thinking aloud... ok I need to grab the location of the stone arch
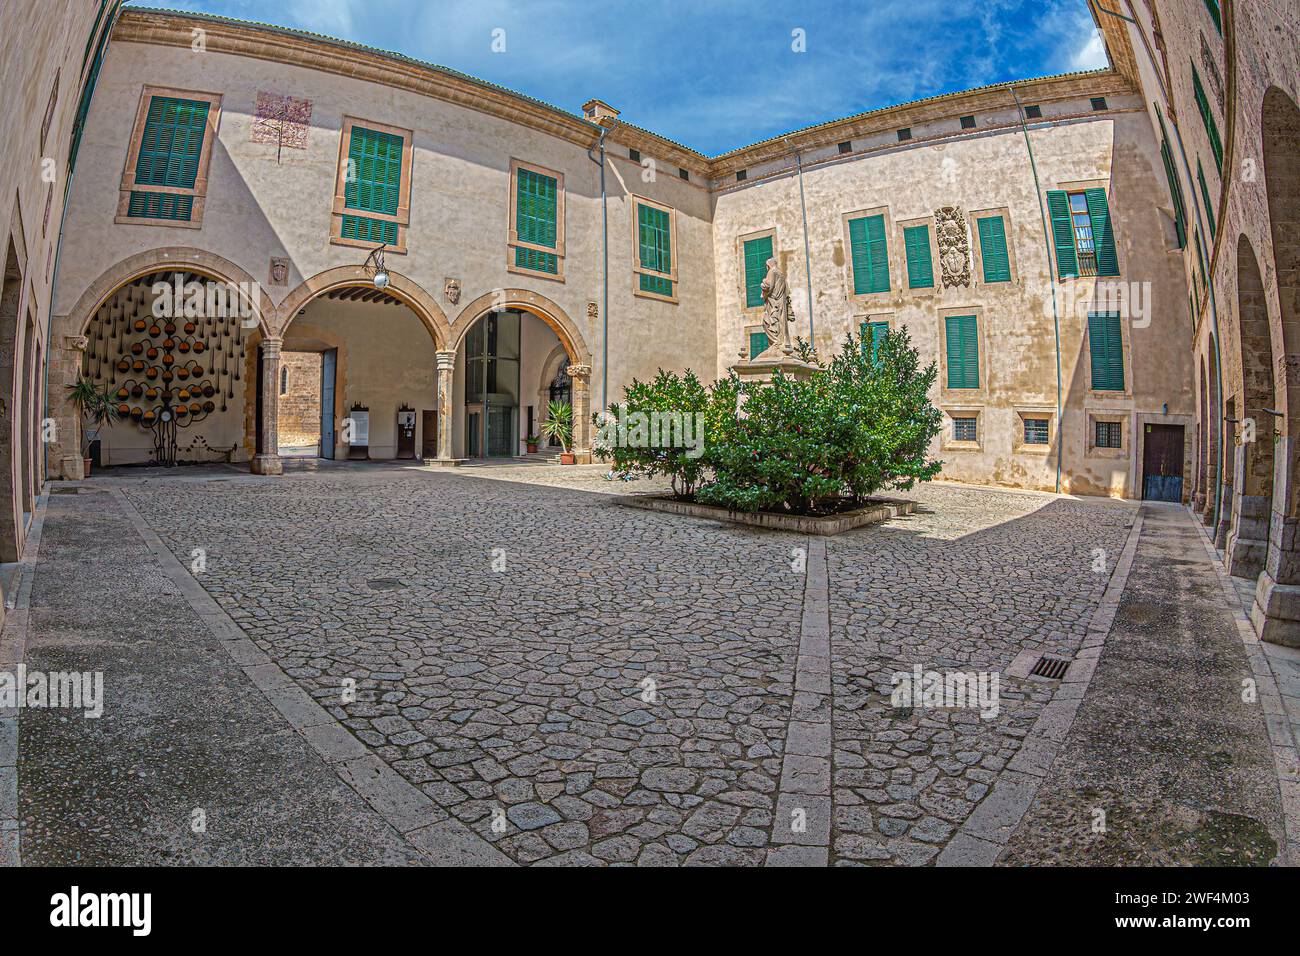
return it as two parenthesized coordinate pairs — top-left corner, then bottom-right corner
(275, 267), (448, 349)
(64, 247), (275, 340)
(450, 289), (591, 365)
(1226, 235), (1276, 576)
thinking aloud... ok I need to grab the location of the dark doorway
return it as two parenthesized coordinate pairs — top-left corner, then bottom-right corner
(1143, 423), (1185, 502)
(421, 409), (437, 459)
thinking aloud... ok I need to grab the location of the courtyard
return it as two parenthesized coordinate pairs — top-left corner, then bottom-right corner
(3, 463), (1296, 867)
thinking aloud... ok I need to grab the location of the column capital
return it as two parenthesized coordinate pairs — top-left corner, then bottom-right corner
(566, 363), (592, 381)
(436, 350), (456, 371)
(260, 337), (283, 358)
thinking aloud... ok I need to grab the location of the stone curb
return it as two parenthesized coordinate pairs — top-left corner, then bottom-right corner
(767, 537), (833, 866)
(935, 508), (1146, 866)
(0, 489), (51, 868)
(1187, 507), (1300, 867)
(109, 488), (513, 867)
(618, 495), (916, 536)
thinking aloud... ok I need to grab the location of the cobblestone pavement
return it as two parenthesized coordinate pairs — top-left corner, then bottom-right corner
(102, 465), (1157, 866)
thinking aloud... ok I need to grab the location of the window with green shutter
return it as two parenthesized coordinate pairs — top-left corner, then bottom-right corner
(125, 95), (210, 222)
(1088, 312), (1125, 391)
(1047, 189), (1117, 278)
(342, 124), (403, 243)
(749, 330), (769, 359)
(1203, 0), (1222, 34)
(1192, 65), (1224, 173)
(976, 215), (1010, 283)
(1197, 158), (1216, 239)
(848, 214), (890, 294)
(743, 235), (774, 308)
(945, 315), (979, 389)
(860, 321), (890, 364)
(903, 225), (933, 289)
(637, 202), (674, 298)
(1158, 126), (1188, 248)
(514, 166), (559, 274)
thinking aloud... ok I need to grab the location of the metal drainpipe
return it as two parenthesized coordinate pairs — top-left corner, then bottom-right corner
(1010, 86), (1065, 494)
(786, 139), (816, 345)
(1095, 1), (1226, 526)
(587, 122), (613, 413)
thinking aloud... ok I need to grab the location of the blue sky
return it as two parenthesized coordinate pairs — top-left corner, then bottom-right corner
(128, 0), (1108, 155)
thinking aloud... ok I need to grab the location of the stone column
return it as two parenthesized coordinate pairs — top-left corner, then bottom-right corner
(1253, 429), (1300, 647)
(1226, 434), (1272, 577)
(567, 363), (592, 464)
(251, 337), (283, 476)
(435, 349), (455, 462)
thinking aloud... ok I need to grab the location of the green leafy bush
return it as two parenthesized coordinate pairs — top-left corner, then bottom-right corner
(602, 327), (942, 513)
(598, 369), (711, 498)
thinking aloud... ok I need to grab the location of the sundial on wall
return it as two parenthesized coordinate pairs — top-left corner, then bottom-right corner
(80, 271), (248, 466)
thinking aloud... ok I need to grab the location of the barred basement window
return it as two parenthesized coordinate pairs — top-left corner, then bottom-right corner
(1024, 105), (1042, 119)
(1091, 97), (1108, 111)
(838, 141), (852, 154)
(736, 169), (747, 182)
(1024, 418), (1049, 445)
(897, 128), (912, 142)
(953, 417), (978, 442)
(679, 167), (689, 181)
(1096, 420), (1122, 448)
(960, 115), (976, 130)
(628, 148), (641, 163)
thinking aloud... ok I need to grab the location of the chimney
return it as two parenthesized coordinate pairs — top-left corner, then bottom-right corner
(581, 99), (620, 125)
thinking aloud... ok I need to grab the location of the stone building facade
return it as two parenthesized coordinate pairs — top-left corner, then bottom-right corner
(40, 5), (1200, 504)
(0, 0), (121, 581)
(1111, 0), (1300, 644)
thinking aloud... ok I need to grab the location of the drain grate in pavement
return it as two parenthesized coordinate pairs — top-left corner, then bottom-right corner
(366, 578), (405, 591)
(1030, 655), (1071, 680)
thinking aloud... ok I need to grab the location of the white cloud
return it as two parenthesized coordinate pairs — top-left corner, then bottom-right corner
(1070, 29), (1108, 70)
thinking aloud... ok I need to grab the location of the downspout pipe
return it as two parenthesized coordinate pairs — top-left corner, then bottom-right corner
(1010, 85), (1065, 494)
(587, 122), (614, 413)
(785, 138), (816, 346)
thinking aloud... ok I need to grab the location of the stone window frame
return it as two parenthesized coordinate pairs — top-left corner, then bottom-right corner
(330, 115), (414, 255)
(116, 85), (223, 230)
(1086, 410), (1129, 459)
(894, 214), (939, 297)
(941, 404), (984, 453)
(737, 226), (777, 315)
(969, 206), (1019, 286)
(631, 194), (679, 304)
(840, 204), (896, 306)
(938, 304), (988, 401)
(507, 157), (566, 282)
(1051, 177), (1115, 281)
(1014, 406), (1056, 456)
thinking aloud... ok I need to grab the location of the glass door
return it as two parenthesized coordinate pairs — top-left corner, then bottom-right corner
(464, 311), (520, 457)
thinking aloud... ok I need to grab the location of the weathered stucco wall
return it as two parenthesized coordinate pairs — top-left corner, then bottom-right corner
(712, 97), (1193, 497)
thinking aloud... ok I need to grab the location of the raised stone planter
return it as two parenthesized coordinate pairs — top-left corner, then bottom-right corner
(617, 494), (915, 535)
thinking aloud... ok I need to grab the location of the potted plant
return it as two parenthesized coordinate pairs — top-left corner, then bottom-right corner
(66, 376), (121, 478)
(525, 433), (540, 454)
(541, 401), (575, 464)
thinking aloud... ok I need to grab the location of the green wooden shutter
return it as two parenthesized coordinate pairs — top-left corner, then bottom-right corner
(1197, 159), (1216, 239)
(1160, 137), (1188, 249)
(1192, 66), (1224, 173)
(1203, 0), (1222, 34)
(515, 167), (559, 274)
(976, 216), (1010, 283)
(342, 125), (403, 244)
(1088, 312), (1125, 391)
(860, 321), (889, 364)
(134, 96), (209, 188)
(638, 203), (673, 297)
(749, 331), (769, 359)
(1047, 191), (1078, 278)
(743, 235), (774, 308)
(848, 214), (890, 294)
(903, 225), (933, 289)
(1085, 188), (1119, 277)
(945, 315), (979, 389)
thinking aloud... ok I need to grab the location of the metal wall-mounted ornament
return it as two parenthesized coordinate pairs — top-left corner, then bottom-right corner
(82, 271), (248, 467)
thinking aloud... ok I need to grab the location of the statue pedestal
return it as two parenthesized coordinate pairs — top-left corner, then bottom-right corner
(731, 349), (819, 384)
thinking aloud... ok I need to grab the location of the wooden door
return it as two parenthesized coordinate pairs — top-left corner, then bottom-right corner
(421, 409), (438, 459)
(1142, 423), (1185, 502)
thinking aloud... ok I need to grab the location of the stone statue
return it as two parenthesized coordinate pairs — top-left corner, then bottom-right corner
(760, 257), (795, 355)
